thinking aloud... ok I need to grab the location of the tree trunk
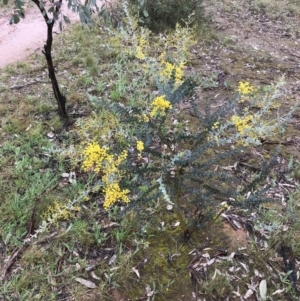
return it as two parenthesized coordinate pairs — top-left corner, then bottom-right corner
(32, 0), (67, 118)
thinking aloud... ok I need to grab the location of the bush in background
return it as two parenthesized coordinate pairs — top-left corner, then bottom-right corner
(126, 0), (205, 32)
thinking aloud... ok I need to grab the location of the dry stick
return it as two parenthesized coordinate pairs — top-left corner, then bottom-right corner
(0, 244), (28, 281)
(0, 211), (36, 281)
(56, 246), (66, 274)
(25, 182), (60, 241)
(10, 80), (47, 90)
(261, 140), (291, 146)
(0, 80), (44, 93)
(27, 206), (37, 238)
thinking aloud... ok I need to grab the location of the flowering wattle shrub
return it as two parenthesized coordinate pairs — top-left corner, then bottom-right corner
(35, 2), (293, 239)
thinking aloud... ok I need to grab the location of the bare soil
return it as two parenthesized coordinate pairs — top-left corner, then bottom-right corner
(0, 5), (80, 68)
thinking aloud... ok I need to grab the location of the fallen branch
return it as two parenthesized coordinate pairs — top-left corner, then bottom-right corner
(0, 244), (28, 281)
(10, 79), (46, 90)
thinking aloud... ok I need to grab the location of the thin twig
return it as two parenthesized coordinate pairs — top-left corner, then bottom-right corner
(0, 244), (28, 281)
(10, 80), (46, 90)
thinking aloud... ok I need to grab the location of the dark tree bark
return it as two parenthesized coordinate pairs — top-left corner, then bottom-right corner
(32, 0), (67, 118)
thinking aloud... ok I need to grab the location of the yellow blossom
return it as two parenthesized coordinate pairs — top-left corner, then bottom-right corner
(160, 61), (185, 84)
(135, 113), (149, 123)
(238, 82), (257, 95)
(150, 95), (172, 117)
(103, 182), (130, 209)
(231, 115), (253, 135)
(113, 150), (128, 168)
(159, 51), (167, 62)
(174, 63), (185, 82)
(142, 114), (149, 123)
(42, 200), (81, 226)
(139, 37), (147, 47)
(135, 37), (148, 60)
(136, 46), (145, 60)
(136, 140), (144, 153)
(82, 143), (130, 209)
(212, 121), (220, 130)
(82, 143), (109, 173)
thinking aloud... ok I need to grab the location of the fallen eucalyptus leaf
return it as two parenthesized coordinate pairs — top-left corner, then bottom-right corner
(166, 204), (173, 210)
(244, 289), (254, 299)
(259, 279), (267, 300)
(254, 269), (264, 278)
(91, 271), (101, 280)
(240, 262), (249, 272)
(145, 284), (154, 296)
(228, 266), (235, 272)
(109, 254), (117, 265)
(207, 258), (216, 266)
(132, 267), (140, 278)
(75, 277), (96, 289)
(26, 124), (32, 131)
(47, 131), (55, 138)
(272, 288), (284, 295)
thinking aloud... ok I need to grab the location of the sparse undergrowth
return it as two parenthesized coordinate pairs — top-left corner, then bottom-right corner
(0, 0), (300, 300)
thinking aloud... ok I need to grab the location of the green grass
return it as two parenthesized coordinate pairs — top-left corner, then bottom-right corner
(0, 0), (300, 300)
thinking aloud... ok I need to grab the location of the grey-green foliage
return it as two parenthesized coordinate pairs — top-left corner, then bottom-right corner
(4, 0), (98, 28)
(88, 74), (279, 233)
(127, 0), (205, 32)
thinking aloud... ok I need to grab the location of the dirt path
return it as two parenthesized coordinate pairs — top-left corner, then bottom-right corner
(0, 5), (80, 68)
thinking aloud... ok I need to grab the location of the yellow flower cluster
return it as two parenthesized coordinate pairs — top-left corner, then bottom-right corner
(104, 183), (130, 209)
(82, 143), (129, 209)
(160, 61), (185, 84)
(136, 140), (144, 152)
(136, 46), (145, 60)
(135, 113), (149, 123)
(136, 37), (148, 60)
(150, 95), (172, 117)
(42, 200), (81, 226)
(136, 140), (144, 159)
(231, 115), (253, 135)
(238, 82), (257, 95)
(82, 143), (110, 173)
(211, 121), (220, 130)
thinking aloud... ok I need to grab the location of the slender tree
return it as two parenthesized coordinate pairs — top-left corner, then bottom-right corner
(33, 0), (67, 117)
(4, 0), (97, 118)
